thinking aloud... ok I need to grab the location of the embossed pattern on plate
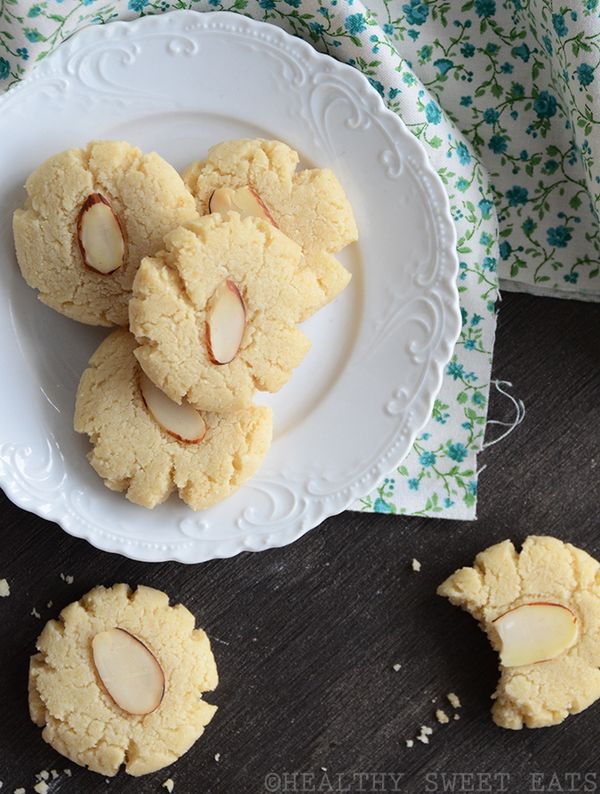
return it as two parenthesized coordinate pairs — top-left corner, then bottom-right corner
(0, 11), (460, 562)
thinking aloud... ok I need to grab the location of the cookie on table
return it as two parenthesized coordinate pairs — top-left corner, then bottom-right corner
(13, 140), (198, 326)
(29, 583), (218, 776)
(74, 330), (272, 510)
(129, 212), (322, 413)
(182, 138), (357, 321)
(438, 536), (600, 729)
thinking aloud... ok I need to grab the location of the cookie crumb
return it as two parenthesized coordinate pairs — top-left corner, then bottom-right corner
(405, 739), (414, 748)
(34, 782), (49, 794)
(46, 601), (53, 609)
(36, 772), (48, 782)
(392, 663), (401, 672)
(321, 767), (327, 772)
(63, 770), (72, 777)
(416, 725), (433, 744)
(50, 772), (58, 781)
(0, 579), (9, 597)
(411, 558), (421, 572)
(60, 574), (74, 585)
(214, 753), (220, 763)
(454, 713), (461, 720)
(436, 709), (450, 724)
(447, 692), (461, 709)
(31, 607), (40, 619)
(162, 780), (174, 793)
(14, 788), (25, 794)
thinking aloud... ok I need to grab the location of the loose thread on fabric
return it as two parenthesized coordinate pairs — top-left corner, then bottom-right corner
(482, 380), (525, 450)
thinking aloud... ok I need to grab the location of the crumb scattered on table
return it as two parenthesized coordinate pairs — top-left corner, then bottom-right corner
(447, 692), (461, 708)
(454, 713), (461, 720)
(162, 780), (174, 793)
(436, 709), (450, 724)
(0, 579), (9, 597)
(405, 739), (414, 748)
(416, 725), (433, 744)
(411, 558), (421, 572)
(214, 753), (220, 763)
(34, 781), (49, 794)
(31, 607), (40, 619)
(60, 573), (74, 585)
(392, 663), (401, 672)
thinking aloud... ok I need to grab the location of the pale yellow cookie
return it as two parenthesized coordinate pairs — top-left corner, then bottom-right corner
(29, 583), (218, 776)
(129, 213), (322, 413)
(13, 140), (198, 326)
(74, 330), (272, 510)
(438, 536), (600, 729)
(182, 138), (357, 320)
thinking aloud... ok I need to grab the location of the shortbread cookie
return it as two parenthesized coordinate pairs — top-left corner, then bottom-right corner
(438, 536), (600, 729)
(74, 330), (272, 510)
(182, 138), (357, 320)
(13, 140), (198, 326)
(29, 583), (218, 776)
(129, 213), (322, 413)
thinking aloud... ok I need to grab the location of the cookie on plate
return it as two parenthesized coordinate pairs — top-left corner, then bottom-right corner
(74, 329), (272, 510)
(29, 583), (218, 776)
(13, 140), (198, 326)
(438, 536), (600, 729)
(182, 138), (357, 320)
(129, 212), (322, 413)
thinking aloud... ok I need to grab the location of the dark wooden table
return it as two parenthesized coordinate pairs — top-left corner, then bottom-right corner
(0, 291), (598, 794)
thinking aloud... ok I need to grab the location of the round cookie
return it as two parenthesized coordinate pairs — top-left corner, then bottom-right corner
(438, 536), (600, 729)
(182, 138), (357, 321)
(13, 140), (198, 326)
(29, 583), (218, 776)
(74, 329), (272, 510)
(129, 213), (322, 413)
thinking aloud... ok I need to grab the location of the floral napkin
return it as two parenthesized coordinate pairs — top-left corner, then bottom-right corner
(4, 0), (593, 520)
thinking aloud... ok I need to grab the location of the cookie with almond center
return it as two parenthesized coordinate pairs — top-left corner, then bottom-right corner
(182, 138), (357, 321)
(438, 536), (600, 729)
(13, 140), (198, 326)
(74, 329), (272, 510)
(129, 212), (322, 413)
(29, 583), (218, 776)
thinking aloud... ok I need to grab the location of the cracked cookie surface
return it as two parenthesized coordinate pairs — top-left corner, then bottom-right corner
(438, 536), (600, 729)
(182, 138), (357, 321)
(29, 583), (218, 776)
(129, 212), (321, 412)
(74, 329), (272, 510)
(13, 140), (198, 326)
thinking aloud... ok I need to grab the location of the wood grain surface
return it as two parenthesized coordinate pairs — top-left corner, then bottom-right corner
(0, 291), (598, 794)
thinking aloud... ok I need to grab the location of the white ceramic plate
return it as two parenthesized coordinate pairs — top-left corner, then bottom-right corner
(0, 11), (460, 563)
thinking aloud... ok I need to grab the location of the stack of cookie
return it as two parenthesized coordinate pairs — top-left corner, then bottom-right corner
(13, 139), (357, 510)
